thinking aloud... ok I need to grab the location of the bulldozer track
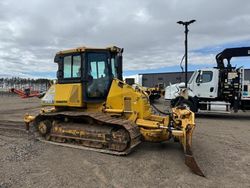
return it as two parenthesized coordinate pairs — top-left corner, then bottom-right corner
(38, 137), (140, 155)
(34, 111), (142, 155)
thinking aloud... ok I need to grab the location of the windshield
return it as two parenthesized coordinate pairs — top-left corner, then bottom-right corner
(188, 71), (197, 84)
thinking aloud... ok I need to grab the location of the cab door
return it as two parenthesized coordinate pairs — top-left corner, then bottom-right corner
(192, 69), (219, 98)
(85, 52), (112, 101)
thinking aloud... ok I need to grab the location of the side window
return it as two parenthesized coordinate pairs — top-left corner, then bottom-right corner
(63, 55), (81, 78)
(111, 57), (117, 78)
(196, 71), (213, 83)
(202, 71), (213, 83)
(63, 56), (71, 78)
(72, 55), (81, 77)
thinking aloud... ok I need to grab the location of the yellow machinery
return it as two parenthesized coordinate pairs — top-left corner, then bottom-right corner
(124, 78), (163, 102)
(144, 87), (162, 102)
(24, 46), (204, 176)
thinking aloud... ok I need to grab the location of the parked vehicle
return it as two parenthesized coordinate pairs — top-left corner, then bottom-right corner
(165, 47), (250, 113)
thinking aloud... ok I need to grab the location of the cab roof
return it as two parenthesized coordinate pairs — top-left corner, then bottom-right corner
(56, 46), (122, 55)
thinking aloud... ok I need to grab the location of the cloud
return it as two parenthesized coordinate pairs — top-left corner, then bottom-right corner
(1, 0), (250, 78)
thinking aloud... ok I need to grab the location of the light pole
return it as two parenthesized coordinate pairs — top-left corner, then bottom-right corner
(177, 20), (196, 88)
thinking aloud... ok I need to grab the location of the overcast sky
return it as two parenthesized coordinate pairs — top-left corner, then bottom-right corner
(1, 0), (250, 78)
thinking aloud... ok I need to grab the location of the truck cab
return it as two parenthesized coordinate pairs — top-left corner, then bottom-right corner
(166, 47), (250, 113)
(165, 67), (250, 113)
(165, 68), (219, 101)
(188, 68), (219, 99)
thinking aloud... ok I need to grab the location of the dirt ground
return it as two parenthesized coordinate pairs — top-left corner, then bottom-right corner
(0, 95), (250, 188)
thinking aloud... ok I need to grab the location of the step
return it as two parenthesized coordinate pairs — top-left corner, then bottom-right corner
(199, 101), (231, 105)
(198, 110), (231, 114)
(199, 101), (231, 112)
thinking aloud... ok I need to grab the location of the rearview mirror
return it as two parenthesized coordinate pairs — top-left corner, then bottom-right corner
(197, 70), (203, 83)
(57, 70), (63, 79)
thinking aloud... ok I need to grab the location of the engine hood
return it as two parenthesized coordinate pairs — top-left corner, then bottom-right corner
(164, 82), (194, 100)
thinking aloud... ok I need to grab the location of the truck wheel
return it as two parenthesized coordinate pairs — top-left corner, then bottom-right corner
(181, 99), (197, 112)
(172, 98), (197, 112)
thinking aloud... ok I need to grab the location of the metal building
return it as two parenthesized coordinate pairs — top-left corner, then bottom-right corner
(140, 68), (250, 88)
(139, 71), (193, 87)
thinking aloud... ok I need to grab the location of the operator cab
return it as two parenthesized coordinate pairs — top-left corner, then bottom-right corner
(54, 46), (123, 101)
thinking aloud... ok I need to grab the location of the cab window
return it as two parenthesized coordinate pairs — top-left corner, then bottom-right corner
(63, 55), (81, 78)
(89, 61), (106, 79)
(63, 56), (71, 78)
(72, 55), (81, 77)
(111, 57), (117, 78)
(196, 71), (213, 83)
(87, 53), (111, 98)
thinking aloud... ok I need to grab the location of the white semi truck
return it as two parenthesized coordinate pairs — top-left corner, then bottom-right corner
(165, 47), (250, 113)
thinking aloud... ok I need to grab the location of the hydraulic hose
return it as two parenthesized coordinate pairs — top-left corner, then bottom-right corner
(134, 84), (172, 116)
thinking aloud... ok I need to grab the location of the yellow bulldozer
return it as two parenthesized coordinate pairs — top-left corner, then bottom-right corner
(24, 46), (204, 176)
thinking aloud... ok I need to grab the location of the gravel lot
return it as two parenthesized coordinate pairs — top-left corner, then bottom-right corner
(0, 96), (250, 188)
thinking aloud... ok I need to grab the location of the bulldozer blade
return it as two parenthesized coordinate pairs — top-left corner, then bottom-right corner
(185, 154), (205, 177)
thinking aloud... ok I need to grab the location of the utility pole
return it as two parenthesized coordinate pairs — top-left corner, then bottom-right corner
(177, 20), (196, 88)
